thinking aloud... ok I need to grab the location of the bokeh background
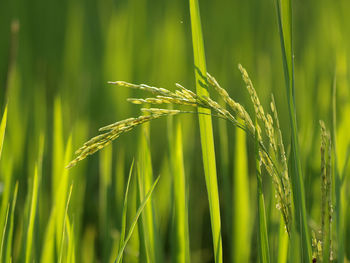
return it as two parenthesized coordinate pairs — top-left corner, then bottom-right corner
(0, 0), (349, 262)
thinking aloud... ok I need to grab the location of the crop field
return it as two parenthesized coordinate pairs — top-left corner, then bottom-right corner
(0, 0), (349, 262)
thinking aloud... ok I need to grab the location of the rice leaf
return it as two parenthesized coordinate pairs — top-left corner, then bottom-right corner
(117, 160), (134, 263)
(25, 164), (40, 263)
(114, 175), (160, 263)
(138, 125), (162, 263)
(277, 215), (289, 263)
(0, 204), (9, 262)
(5, 182), (18, 263)
(169, 120), (190, 263)
(232, 124), (251, 262)
(58, 184), (73, 263)
(0, 104), (8, 160)
(255, 117), (270, 263)
(189, 1), (222, 262)
(274, 0), (311, 260)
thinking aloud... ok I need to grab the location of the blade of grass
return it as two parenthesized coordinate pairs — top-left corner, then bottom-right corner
(25, 164), (40, 263)
(277, 215), (289, 263)
(0, 205), (10, 262)
(255, 118), (270, 263)
(232, 124), (251, 262)
(65, 217), (75, 263)
(331, 73), (344, 263)
(0, 104), (8, 160)
(137, 165), (147, 263)
(5, 182), (18, 263)
(58, 184), (73, 263)
(189, 1), (222, 262)
(274, 0), (311, 261)
(0, 161), (13, 248)
(52, 97), (64, 195)
(117, 160), (134, 263)
(56, 136), (72, 252)
(168, 119), (190, 263)
(99, 145), (113, 261)
(115, 175), (160, 263)
(138, 124), (163, 263)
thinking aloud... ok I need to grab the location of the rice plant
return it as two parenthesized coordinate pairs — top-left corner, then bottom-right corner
(0, 0), (349, 262)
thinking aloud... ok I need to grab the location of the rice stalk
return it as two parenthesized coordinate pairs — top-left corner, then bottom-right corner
(232, 120), (251, 262)
(114, 175), (160, 263)
(5, 182), (18, 263)
(255, 116), (270, 263)
(274, 0), (311, 260)
(320, 120), (333, 263)
(168, 119), (190, 263)
(117, 160), (134, 263)
(25, 165), (40, 263)
(189, 0), (223, 261)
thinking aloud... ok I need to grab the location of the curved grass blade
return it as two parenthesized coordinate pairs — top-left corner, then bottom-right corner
(117, 160), (134, 263)
(274, 0), (311, 260)
(114, 175), (160, 263)
(189, 1), (222, 262)
(0, 205), (9, 262)
(5, 182), (18, 263)
(138, 126), (162, 263)
(0, 104), (8, 160)
(58, 184), (73, 263)
(25, 165), (40, 263)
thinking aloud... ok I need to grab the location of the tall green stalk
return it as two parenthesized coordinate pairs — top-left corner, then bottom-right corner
(168, 119), (190, 263)
(232, 125), (251, 262)
(274, 0), (311, 261)
(255, 118), (270, 263)
(189, 0), (223, 262)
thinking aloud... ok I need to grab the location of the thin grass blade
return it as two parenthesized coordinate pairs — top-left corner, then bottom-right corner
(232, 125), (251, 262)
(189, 1), (222, 262)
(169, 120), (190, 263)
(5, 182), (18, 263)
(115, 176), (160, 263)
(277, 215), (289, 263)
(0, 205), (9, 262)
(25, 164), (40, 263)
(0, 104), (8, 160)
(117, 160), (134, 263)
(255, 117), (270, 263)
(274, 0), (311, 260)
(58, 184), (73, 263)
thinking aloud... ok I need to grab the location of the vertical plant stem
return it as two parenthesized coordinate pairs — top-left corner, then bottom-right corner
(255, 118), (270, 263)
(277, 215), (289, 263)
(232, 125), (251, 262)
(25, 165), (40, 263)
(169, 118), (190, 263)
(138, 124), (162, 263)
(274, 0), (311, 261)
(189, 1), (223, 262)
(331, 74), (344, 263)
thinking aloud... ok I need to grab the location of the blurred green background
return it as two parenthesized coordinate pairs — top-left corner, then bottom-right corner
(0, 0), (349, 262)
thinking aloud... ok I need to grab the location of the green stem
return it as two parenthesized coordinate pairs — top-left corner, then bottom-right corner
(275, 0), (311, 260)
(189, 1), (223, 262)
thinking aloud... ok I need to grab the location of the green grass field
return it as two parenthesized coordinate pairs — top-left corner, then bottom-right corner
(0, 0), (350, 262)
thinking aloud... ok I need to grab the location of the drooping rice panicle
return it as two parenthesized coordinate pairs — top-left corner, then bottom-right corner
(238, 64), (276, 152)
(69, 68), (294, 237)
(206, 72), (255, 135)
(66, 111), (180, 168)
